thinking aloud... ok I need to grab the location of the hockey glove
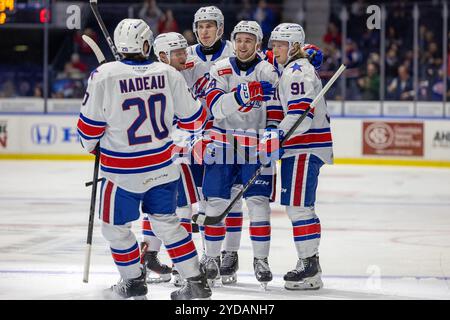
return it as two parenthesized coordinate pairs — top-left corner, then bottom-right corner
(234, 81), (274, 106)
(188, 134), (212, 165)
(258, 128), (285, 165)
(303, 44), (323, 70)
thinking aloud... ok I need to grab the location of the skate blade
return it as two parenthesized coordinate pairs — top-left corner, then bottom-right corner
(133, 295), (148, 300)
(259, 282), (270, 291)
(285, 276), (323, 291)
(146, 272), (172, 284)
(221, 274), (237, 285)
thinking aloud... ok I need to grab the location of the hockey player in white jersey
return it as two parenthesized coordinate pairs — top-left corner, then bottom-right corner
(259, 23), (333, 290)
(140, 32), (202, 286)
(183, 6), (246, 281)
(76, 19), (211, 300)
(202, 20), (283, 288)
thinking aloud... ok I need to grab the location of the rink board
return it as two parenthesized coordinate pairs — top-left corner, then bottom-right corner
(1, 113), (450, 166)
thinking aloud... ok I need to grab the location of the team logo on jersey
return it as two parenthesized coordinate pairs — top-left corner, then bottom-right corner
(192, 73), (211, 99)
(185, 61), (195, 69)
(218, 68), (232, 76)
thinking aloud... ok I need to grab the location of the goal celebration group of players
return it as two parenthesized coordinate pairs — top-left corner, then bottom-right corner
(76, 5), (333, 300)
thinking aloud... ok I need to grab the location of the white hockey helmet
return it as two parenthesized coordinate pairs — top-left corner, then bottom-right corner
(269, 23), (305, 63)
(192, 6), (224, 47)
(114, 18), (154, 58)
(231, 20), (263, 43)
(153, 32), (188, 63)
(231, 21), (263, 62)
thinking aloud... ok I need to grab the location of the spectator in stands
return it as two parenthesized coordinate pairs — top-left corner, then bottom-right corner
(252, 0), (276, 41)
(357, 62), (380, 100)
(64, 53), (87, 77)
(139, 0), (163, 36)
(237, 0), (253, 22)
(158, 9), (179, 34)
(0, 80), (15, 98)
(323, 22), (342, 48)
(33, 84), (43, 98)
(387, 65), (414, 101)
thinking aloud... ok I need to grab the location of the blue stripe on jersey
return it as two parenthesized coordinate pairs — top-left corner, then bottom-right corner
(77, 129), (104, 140)
(288, 98), (313, 105)
(165, 235), (192, 249)
(172, 250), (197, 264)
(292, 218), (318, 227)
(179, 105), (203, 123)
(101, 158), (173, 174)
(226, 227), (242, 232)
(294, 234), (321, 242)
(211, 40), (227, 61)
(110, 242), (139, 254)
(250, 236), (271, 242)
(79, 113), (107, 126)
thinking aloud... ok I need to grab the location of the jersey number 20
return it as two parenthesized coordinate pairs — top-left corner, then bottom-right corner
(122, 94), (169, 145)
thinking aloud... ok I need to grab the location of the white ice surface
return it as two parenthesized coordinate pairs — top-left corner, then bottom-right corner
(0, 161), (450, 300)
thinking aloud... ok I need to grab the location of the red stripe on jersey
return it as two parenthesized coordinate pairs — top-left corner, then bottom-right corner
(103, 181), (113, 223)
(293, 223), (321, 237)
(180, 163), (197, 203)
(181, 222), (192, 234)
(288, 102), (311, 112)
(77, 118), (105, 137)
(284, 132), (332, 147)
(166, 240), (196, 259)
(225, 217), (243, 227)
(206, 89), (224, 109)
(267, 110), (284, 121)
(177, 107), (208, 131)
(100, 144), (174, 169)
(249, 225), (271, 236)
(204, 225), (226, 236)
(142, 217), (152, 231)
(293, 154), (307, 206)
(111, 247), (140, 263)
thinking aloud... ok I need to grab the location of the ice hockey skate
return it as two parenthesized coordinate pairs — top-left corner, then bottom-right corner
(253, 257), (273, 290)
(142, 249), (172, 284)
(103, 271), (148, 300)
(220, 251), (238, 285)
(284, 255), (323, 290)
(201, 255), (221, 287)
(170, 268), (212, 300)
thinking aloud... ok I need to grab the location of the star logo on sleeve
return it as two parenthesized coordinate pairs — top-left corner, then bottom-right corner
(290, 63), (302, 73)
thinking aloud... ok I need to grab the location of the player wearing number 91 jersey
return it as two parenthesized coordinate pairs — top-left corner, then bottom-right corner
(77, 18), (211, 300)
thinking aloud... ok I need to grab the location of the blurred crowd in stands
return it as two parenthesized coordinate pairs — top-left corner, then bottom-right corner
(1, 0), (449, 103)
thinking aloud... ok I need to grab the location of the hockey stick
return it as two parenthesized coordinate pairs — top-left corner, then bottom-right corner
(82, 34), (108, 283)
(82, 1), (122, 282)
(89, 0), (122, 61)
(192, 64), (347, 226)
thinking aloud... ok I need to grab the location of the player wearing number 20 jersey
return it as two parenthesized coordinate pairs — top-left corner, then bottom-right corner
(77, 18), (210, 300)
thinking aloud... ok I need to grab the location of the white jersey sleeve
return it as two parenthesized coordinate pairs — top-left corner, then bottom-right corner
(278, 58), (333, 164)
(205, 62), (241, 120)
(168, 69), (207, 134)
(77, 66), (108, 153)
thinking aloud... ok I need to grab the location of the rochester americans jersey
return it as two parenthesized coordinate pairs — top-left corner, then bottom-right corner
(205, 56), (283, 148)
(277, 58), (333, 164)
(182, 40), (234, 130)
(77, 59), (207, 193)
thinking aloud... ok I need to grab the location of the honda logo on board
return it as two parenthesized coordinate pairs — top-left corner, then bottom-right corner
(31, 124), (57, 145)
